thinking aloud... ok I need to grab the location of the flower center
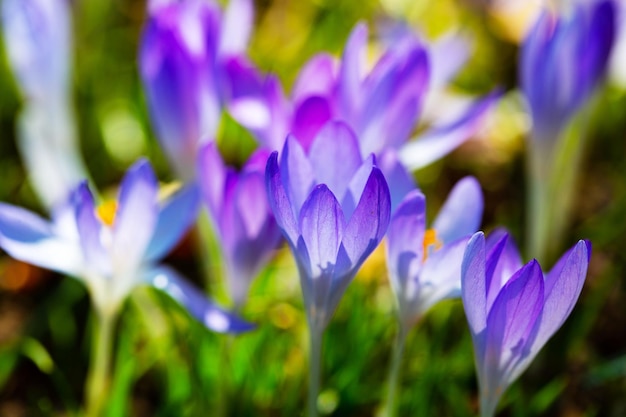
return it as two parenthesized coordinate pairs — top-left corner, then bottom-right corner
(423, 229), (442, 261)
(96, 200), (118, 226)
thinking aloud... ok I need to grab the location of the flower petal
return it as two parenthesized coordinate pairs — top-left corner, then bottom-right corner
(0, 202), (82, 276)
(113, 160), (159, 273)
(280, 135), (315, 215)
(338, 22), (367, 122)
(377, 150), (417, 211)
(298, 184), (346, 280)
(419, 236), (471, 312)
(484, 260), (544, 392)
(432, 176), (483, 244)
(308, 121), (363, 201)
(341, 167), (391, 274)
(399, 90), (500, 170)
(145, 266), (254, 333)
(533, 240), (590, 352)
(144, 183), (200, 263)
(197, 141), (228, 218)
(461, 231), (487, 339)
(291, 96), (333, 152)
(265, 151), (299, 246)
(292, 53), (337, 104)
(386, 190), (426, 321)
(218, 0), (253, 57)
(73, 182), (110, 276)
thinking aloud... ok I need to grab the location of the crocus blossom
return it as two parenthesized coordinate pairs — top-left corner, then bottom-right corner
(139, 0), (257, 180)
(521, 0), (616, 143)
(265, 121), (391, 333)
(2, 0), (89, 209)
(387, 177), (483, 333)
(290, 23), (500, 169)
(0, 160), (251, 333)
(461, 230), (591, 417)
(197, 142), (282, 307)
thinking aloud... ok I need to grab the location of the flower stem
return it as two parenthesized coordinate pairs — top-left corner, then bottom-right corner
(85, 308), (116, 417)
(307, 325), (323, 417)
(383, 326), (407, 417)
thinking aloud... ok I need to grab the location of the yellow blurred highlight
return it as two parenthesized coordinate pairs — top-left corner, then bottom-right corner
(269, 302), (300, 330)
(357, 240), (388, 284)
(489, 1), (542, 43)
(96, 200), (118, 226)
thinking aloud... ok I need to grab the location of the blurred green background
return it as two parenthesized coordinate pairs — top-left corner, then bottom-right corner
(0, 0), (625, 415)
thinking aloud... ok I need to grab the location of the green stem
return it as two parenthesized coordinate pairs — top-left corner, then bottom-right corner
(307, 324), (323, 417)
(85, 308), (116, 417)
(383, 326), (407, 417)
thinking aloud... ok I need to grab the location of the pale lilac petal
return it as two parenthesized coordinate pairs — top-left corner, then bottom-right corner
(428, 30), (472, 89)
(386, 191), (426, 319)
(419, 236), (471, 309)
(197, 142), (228, 217)
(298, 185), (346, 279)
(461, 231), (487, 338)
(291, 96), (333, 151)
(113, 160), (159, 273)
(73, 182), (112, 277)
(0, 202), (82, 276)
(340, 155), (374, 221)
(432, 176), (483, 244)
(338, 23), (367, 122)
(280, 135), (315, 214)
(533, 240), (590, 352)
(2, 0), (71, 100)
(218, 0), (253, 57)
(308, 121), (363, 201)
(145, 266), (254, 333)
(399, 90), (500, 170)
(377, 150), (417, 211)
(265, 151), (299, 246)
(341, 167), (390, 274)
(144, 184), (200, 263)
(292, 53), (337, 104)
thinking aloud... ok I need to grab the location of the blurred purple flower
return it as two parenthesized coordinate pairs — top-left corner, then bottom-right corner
(461, 230), (591, 417)
(387, 177), (483, 332)
(521, 0), (616, 142)
(0, 159), (251, 333)
(198, 142), (282, 307)
(2, 0), (89, 209)
(265, 121), (391, 332)
(139, 0), (256, 180)
(290, 23), (500, 169)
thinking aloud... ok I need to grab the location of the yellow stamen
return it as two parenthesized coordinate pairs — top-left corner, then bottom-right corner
(96, 200), (118, 226)
(423, 229), (443, 261)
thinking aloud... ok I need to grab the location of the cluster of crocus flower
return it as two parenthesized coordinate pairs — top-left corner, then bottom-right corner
(0, 0), (610, 415)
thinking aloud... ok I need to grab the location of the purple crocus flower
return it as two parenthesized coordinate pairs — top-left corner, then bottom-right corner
(290, 23), (500, 169)
(461, 230), (591, 417)
(139, 0), (255, 180)
(387, 177), (483, 333)
(2, 0), (89, 209)
(521, 0), (616, 143)
(197, 142), (282, 307)
(0, 159), (250, 333)
(265, 120), (391, 333)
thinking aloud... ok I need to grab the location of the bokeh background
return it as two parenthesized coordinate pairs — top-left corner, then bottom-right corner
(0, 0), (625, 415)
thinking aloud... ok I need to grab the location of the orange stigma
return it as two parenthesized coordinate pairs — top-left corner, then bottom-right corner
(423, 229), (443, 261)
(96, 200), (118, 226)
